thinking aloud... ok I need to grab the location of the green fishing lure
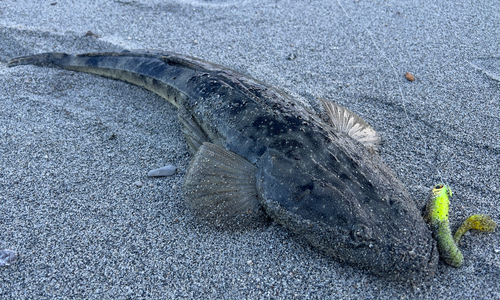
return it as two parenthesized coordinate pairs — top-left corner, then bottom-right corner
(424, 184), (497, 267)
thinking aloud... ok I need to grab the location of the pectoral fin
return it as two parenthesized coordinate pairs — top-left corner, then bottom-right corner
(321, 98), (381, 152)
(183, 142), (262, 227)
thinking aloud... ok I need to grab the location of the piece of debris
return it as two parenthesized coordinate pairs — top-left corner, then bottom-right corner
(405, 72), (415, 81)
(148, 165), (177, 177)
(107, 132), (117, 140)
(84, 31), (99, 38)
(286, 53), (298, 60)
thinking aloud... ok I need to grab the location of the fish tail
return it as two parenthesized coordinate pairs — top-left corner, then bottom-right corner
(7, 52), (71, 68)
(8, 52), (187, 108)
(453, 214), (497, 245)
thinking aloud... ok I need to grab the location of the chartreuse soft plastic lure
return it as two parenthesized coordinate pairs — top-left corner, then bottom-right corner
(424, 184), (497, 267)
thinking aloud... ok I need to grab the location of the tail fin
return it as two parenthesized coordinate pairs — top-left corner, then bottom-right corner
(7, 53), (70, 68)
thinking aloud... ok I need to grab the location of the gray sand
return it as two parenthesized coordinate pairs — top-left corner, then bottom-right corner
(1, 0), (499, 298)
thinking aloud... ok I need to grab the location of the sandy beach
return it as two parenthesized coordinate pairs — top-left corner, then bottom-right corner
(1, 0), (499, 298)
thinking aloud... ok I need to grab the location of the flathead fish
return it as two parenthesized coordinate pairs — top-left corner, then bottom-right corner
(8, 52), (438, 280)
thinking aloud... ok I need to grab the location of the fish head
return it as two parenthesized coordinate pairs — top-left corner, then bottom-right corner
(256, 127), (439, 281)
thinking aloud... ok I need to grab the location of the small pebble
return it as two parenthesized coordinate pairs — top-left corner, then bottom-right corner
(148, 165), (177, 177)
(134, 180), (144, 187)
(405, 72), (415, 81)
(0, 249), (18, 267)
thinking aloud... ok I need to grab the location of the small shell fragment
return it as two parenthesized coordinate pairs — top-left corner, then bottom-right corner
(148, 165), (177, 177)
(405, 72), (415, 81)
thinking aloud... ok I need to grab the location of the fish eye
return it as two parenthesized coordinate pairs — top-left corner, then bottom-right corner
(436, 184), (444, 189)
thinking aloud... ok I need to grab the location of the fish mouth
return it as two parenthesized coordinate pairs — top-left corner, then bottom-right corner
(262, 194), (439, 281)
(321, 216), (439, 281)
(358, 226), (439, 281)
(328, 193), (440, 281)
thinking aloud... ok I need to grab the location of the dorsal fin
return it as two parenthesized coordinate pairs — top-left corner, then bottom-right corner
(183, 143), (263, 228)
(321, 98), (381, 152)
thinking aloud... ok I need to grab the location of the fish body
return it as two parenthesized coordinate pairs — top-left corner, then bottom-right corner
(8, 52), (438, 280)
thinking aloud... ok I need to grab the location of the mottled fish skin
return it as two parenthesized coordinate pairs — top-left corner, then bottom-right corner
(8, 52), (438, 281)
